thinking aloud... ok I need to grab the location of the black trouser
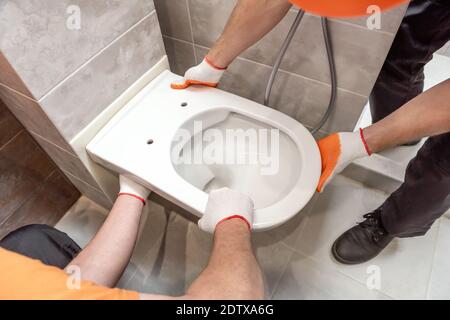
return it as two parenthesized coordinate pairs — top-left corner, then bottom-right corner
(0, 224), (81, 268)
(369, 0), (450, 237)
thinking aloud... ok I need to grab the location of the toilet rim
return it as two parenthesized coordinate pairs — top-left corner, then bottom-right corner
(163, 103), (320, 231)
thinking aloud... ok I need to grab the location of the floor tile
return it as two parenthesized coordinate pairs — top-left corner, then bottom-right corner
(123, 194), (319, 298)
(272, 251), (391, 300)
(427, 218), (450, 300)
(293, 175), (439, 299)
(0, 131), (55, 224)
(0, 171), (79, 239)
(0, 99), (22, 148)
(123, 209), (212, 296)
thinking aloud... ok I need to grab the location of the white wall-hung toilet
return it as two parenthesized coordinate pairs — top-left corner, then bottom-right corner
(87, 71), (320, 231)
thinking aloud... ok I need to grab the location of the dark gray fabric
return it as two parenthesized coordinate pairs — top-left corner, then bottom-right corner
(0, 224), (81, 269)
(370, 0), (450, 237)
(370, 0), (450, 123)
(380, 133), (450, 237)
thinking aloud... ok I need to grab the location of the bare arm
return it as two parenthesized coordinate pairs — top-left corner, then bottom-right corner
(65, 195), (144, 287)
(364, 78), (450, 153)
(208, 0), (292, 68)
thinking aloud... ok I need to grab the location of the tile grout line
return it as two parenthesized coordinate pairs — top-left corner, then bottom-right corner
(0, 129), (23, 152)
(38, 9), (158, 102)
(0, 168), (58, 231)
(185, 0), (198, 64)
(31, 131), (78, 158)
(194, 43), (369, 99)
(285, 244), (396, 300)
(0, 83), (37, 104)
(289, 8), (397, 37)
(268, 242), (298, 300)
(278, 202), (399, 299)
(62, 170), (106, 195)
(424, 220), (441, 300)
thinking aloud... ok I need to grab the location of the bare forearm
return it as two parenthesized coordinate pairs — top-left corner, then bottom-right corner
(364, 78), (450, 153)
(185, 219), (264, 300)
(208, 0), (292, 67)
(66, 196), (143, 287)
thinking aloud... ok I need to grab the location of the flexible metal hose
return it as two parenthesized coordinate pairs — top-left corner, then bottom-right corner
(264, 10), (337, 134)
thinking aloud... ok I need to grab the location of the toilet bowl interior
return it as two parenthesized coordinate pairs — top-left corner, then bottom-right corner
(171, 109), (301, 210)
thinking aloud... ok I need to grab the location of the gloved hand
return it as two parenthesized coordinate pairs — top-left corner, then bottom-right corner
(317, 129), (371, 192)
(198, 188), (254, 233)
(171, 57), (226, 90)
(118, 175), (151, 205)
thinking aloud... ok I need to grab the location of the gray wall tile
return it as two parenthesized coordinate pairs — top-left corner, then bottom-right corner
(40, 11), (165, 141)
(0, 84), (72, 152)
(63, 171), (112, 209)
(279, 14), (395, 96)
(164, 36), (196, 75)
(436, 41), (450, 57)
(330, 3), (408, 35)
(270, 70), (368, 132)
(155, 0), (193, 42)
(0, 0), (155, 99)
(32, 133), (100, 189)
(0, 51), (33, 98)
(195, 46), (272, 104)
(188, 0), (236, 47)
(196, 46), (366, 133)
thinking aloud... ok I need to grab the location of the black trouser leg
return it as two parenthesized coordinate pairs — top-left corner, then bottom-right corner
(369, 0), (450, 123)
(380, 133), (450, 237)
(0, 224), (81, 269)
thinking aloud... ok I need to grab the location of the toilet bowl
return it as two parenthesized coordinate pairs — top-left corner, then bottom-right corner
(87, 71), (320, 231)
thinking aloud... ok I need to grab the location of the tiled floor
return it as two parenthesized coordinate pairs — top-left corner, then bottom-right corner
(55, 176), (450, 300)
(0, 99), (80, 239)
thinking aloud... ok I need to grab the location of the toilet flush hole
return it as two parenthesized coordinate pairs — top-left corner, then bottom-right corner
(147, 139), (154, 145)
(181, 102), (188, 107)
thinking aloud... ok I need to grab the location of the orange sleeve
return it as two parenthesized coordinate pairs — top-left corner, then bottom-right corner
(289, 0), (408, 18)
(0, 248), (139, 300)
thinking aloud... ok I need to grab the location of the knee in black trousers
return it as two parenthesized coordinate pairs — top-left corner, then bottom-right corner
(0, 224), (81, 269)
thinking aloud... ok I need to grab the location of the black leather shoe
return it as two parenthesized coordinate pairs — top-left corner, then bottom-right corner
(332, 210), (393, 265)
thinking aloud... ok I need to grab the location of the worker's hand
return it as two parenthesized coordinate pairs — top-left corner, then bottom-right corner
(317, 129), (371, 192)
(118, 175), (151, 205)
(171, 57), (226, 90)
(198, 188), (254, 233)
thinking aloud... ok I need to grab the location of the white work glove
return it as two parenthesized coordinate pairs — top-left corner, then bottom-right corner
(198, 188), (254, 234)
(118, 175), (151, 205)
(317, 129), (371, 192)
(171, 57), (226, 90)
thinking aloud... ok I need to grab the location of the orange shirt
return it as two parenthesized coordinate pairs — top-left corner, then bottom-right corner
(0, 248), (139, 300)
(289, 0), (408, 17)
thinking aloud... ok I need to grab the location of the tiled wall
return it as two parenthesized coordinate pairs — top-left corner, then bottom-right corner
(155, 0), (408, 135)
(0, 98), (80, 238)
(437, 41), (450, 57)
(0, 1), (166, 208)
